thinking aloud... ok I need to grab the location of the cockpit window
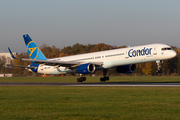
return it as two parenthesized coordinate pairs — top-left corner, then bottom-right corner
(161, 47), (172, 51)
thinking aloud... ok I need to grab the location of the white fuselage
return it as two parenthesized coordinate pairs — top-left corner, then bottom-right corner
(32, 43), (176, 74)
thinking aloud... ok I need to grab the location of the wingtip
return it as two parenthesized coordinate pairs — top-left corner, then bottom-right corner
(8, 47), (16, 59)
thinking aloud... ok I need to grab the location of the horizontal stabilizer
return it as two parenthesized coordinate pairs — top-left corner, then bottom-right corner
(5, 64), (36, 69)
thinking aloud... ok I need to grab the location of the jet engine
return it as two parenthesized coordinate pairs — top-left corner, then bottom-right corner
(116, 64), (136, 73)
(76, 63), (96, 74)
(29, 63), (39, 73)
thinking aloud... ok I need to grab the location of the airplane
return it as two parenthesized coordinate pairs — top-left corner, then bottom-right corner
(7, 34), (177, 82)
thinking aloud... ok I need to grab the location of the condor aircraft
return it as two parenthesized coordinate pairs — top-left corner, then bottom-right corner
(7, 34), (177, 82)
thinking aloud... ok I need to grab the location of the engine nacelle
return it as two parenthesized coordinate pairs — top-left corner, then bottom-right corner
(29, 63), (39, 73)
(116, 64), (136, 73)
(76, 63), (96, 74)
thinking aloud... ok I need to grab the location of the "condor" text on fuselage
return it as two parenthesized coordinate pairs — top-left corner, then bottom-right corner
(128, 47), (152, 57)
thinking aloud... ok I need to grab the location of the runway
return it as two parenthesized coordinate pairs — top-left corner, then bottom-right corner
(0, 82), (180, 87)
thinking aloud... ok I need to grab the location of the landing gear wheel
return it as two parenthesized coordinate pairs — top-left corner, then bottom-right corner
(156, 70), (161, 73)
(82, 77), (86, 81)
(77, 78), (80, 83)
(77, 77), (86, 83)
(100, 69), (110, 82)
(100, 76), (109, 82)
(100, 78), (104, 82)
(105, 76), (109, 81)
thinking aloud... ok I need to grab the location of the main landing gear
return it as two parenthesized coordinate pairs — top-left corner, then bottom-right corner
(76, 69), (110, 83)
(100, 69), (109, 82)
(77, 74), (86, 83)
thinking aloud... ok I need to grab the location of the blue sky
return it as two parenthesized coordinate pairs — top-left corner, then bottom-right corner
(1, 0), (180, 53)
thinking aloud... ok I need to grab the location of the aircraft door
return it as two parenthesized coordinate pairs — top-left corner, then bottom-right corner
(125, 51), (129, 59)
(153, 47), (157, 55)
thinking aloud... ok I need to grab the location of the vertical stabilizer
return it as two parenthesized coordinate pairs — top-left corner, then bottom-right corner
(23, 34), (47, 60)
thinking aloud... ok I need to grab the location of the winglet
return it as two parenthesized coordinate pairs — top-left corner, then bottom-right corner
(8, 47), (17, 59)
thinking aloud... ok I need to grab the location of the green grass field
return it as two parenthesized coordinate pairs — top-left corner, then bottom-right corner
(0, 77), (180, 120)
(0, 76), (180, 83)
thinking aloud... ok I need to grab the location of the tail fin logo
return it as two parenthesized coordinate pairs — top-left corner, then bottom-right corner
(23, 34), (47, 60)
(27, 41), (39, 60)
(29, 47), (37, 56)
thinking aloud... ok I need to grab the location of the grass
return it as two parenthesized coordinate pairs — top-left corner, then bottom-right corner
(0, 77), (180, 119)
(0, 76), (180, 83)
(0, 86), (180, 120)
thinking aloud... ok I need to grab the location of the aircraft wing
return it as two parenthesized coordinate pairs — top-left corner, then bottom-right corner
(22, 59), (103, 67)
(8, 47), (103, 68)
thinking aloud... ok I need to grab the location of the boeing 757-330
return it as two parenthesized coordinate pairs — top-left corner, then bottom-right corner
(7, 34), (177, 82)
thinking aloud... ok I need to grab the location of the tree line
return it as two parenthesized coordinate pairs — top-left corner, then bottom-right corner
(0, 43), (179, 76)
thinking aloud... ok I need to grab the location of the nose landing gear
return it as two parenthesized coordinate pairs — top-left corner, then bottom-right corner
(156, 60), (163, 73)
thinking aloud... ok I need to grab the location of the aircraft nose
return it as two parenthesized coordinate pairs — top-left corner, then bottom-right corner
(171, 51), (177, 58)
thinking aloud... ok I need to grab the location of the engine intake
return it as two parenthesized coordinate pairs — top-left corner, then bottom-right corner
(76, 63), (96, 74)
(116, 64), (136, 73)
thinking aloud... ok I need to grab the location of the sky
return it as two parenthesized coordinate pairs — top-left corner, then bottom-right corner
(1, 0), (180, 53)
